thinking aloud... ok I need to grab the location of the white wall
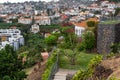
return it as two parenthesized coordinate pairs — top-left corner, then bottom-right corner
(75, 26), (85, 36)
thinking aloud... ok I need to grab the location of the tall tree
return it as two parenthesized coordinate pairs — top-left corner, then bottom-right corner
(0, 45), (26, 80)
(82, 31), (95, 51)
(58, 27), (80, 65)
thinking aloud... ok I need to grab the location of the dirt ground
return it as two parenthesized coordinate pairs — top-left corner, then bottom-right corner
(26, 61), (46, 80)
(94, 57), (120, 79)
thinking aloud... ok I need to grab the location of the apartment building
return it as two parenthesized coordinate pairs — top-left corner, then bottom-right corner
(34, 16), (51, 25)
(0, 29), (24, 50)
(18, 17), (32, 24)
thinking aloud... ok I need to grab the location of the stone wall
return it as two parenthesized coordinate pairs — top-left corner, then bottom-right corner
(97, 24), (115, 54)
(115, 23), (120, 43)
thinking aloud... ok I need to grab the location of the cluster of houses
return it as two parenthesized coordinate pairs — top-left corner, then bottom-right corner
(29, 0), (120, 36)
(0, 0), (120, 25)
(0, 0), (120, 50)
(0, 1), (120, 25)
(0, 28), (24, 50)
(18, 16), (51, 25)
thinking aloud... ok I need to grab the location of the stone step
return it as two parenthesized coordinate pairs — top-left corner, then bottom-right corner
(54, 79), (66, 80)
(54, 76), (66, 80)
(53, 68), (77, 80)
(55, 72), (67, 76)
(54, 75), (66, 78)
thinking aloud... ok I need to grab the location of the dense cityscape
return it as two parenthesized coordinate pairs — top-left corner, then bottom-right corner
(0, 0), (120, 80)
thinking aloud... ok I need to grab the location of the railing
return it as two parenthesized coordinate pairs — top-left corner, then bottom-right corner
(48, 52), (59, 80)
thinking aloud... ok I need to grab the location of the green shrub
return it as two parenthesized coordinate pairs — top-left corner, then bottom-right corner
(3, 76), (11, 80)
(16, 71), (27, 80)
(45, 35), (58, 46)
(110, 43), (120, 54)
(24, 58), (36, 68)
(42, 69), (51, 80)
(72, 55), (103, 80)
(107, 53), (115, 58)
(87, 21), (96, 27)
(81, 31), (95, 51)
(109, 77), (119, 80)
(77, 42), (86, 51)
(114, 8), (120, 16)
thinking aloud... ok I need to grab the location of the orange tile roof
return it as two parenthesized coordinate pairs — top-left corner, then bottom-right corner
(72, 17), (99, 28)
(34, 18), (49, 20)
(34, 16), (50, 20)
(87, 17), (99, 22)
(73, 21), (87, 28)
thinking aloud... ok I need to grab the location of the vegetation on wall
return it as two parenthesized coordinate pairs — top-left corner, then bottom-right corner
(42, 51), (57, 80)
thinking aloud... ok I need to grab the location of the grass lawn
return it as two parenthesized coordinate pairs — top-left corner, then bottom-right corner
(59, 52), (99, 70)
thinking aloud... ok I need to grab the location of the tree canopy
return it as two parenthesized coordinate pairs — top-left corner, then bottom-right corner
(0, 45), (26, 80)
(82, 31), (95, 51)
(45, 35), (58, 46)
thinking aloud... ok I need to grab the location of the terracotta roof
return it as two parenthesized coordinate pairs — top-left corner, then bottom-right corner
(34, 18), (50, 20)
(61, 14), (68, 20)
(87, 17), (99, 22)
(34, 16), (50, 20)
(73, 21), (87, 28)
(71, 17), (99, 28)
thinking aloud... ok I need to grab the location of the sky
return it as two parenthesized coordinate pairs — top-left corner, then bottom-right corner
(0, 0), (53, 3)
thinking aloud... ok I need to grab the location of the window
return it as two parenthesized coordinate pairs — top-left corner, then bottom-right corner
(79, 30), (81, 35)
(81, 29), (84, 34)
(76, 29), (78, 34)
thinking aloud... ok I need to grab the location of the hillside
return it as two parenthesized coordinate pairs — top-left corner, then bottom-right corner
(93, 56), (120, 79)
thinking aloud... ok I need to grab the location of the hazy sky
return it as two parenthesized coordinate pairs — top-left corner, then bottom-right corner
(0, 0), (53, 3)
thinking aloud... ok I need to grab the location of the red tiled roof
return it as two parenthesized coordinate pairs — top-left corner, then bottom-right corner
(71, 17), (99, 28)
(73, 21), (87, 28)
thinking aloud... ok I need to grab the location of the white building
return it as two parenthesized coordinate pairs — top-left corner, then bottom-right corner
(34, 10), (41, 15)
(73, 21), (86, 37)
(31, 24), (40, 33)
(34, 16), (51, 25)
(18, 17), (32, 24)
(0, 29), (24, 50)
(101, 1), (116, 9)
